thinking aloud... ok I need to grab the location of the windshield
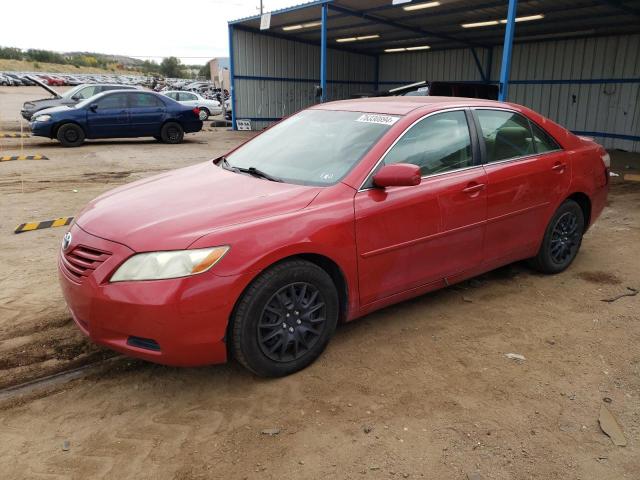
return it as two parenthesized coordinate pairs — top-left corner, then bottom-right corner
(61, 85), (84, 99)
(226, 110), (397, 186)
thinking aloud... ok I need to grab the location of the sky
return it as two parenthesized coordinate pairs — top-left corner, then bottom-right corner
(3, 0), (299, 65)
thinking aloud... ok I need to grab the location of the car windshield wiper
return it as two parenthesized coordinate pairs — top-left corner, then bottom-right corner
(237, 166), (282, 182)
(218, 156), (238, 172)
(218, 157), (282, 182)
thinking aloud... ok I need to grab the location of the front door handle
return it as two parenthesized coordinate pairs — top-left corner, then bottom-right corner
(462, 183), (486, 194)
(552, 162), (567, 172)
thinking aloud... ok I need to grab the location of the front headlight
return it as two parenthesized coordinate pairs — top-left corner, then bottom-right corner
(110, 246), (229, 282)
(33, 114), (51, 122)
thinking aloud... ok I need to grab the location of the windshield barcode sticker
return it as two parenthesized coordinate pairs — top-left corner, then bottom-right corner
(356, 114), (400, 126)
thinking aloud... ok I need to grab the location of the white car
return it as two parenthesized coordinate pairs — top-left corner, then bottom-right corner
(162, 91), (222, 120)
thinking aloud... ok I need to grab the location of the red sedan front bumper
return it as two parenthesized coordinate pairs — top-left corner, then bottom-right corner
(58, 224), (251, 367)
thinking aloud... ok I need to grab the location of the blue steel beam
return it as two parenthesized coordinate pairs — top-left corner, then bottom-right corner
(498, 0), (518, 102)
(321, 3), (328, 102)
(228, 24), (237, 130)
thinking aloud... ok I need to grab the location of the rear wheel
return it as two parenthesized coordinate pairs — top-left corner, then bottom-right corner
(198, 108), (210, 121)
(56, 123), (85, 147)
(231, 259), (339, 377)
(160, 122), (184, 144)
(529, 199), (585, 274)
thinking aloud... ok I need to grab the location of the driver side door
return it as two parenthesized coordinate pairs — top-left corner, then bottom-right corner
(354, 109), (487, 306)
(86, 92), (130, 138)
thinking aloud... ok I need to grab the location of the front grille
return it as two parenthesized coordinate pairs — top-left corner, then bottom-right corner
(61, 245), (111, 282)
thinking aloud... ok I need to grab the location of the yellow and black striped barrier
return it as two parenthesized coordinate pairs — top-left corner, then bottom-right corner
(1, 133), (31, 138)
(1, 154), (48, 162)
(15, 217), (73, 234)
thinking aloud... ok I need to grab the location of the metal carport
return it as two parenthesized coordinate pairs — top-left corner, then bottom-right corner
(228, 0), (640, 152)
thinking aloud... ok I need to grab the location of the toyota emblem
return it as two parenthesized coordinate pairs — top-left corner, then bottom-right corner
(62, 232), (72, 251)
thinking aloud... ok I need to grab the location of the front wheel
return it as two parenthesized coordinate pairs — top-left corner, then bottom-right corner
(529, 199), (585, 274)
(231, 260), (339, 377)
(56, 123), (85, 147)
(160, 122), (184, 144)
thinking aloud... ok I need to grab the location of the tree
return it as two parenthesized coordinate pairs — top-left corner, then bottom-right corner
(0, 46), (23, 60)
(198, 64), (211, 80)
(160, 57), (184, 78)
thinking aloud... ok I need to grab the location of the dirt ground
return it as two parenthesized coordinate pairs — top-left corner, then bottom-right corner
(0, 86), (639, 479)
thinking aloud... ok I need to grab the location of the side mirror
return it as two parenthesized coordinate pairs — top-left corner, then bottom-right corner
(373, 163), (421, 188)
(89, 103), (98, 112)
(71, 95), (80, 100)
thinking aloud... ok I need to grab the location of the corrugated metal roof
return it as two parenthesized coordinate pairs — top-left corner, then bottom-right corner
(230, 0), (640, 53)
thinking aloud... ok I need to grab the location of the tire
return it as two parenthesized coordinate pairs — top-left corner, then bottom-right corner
(529, 199), (585, 274)
(160, 122), (184, 144)
(231, 259), (339, 377)
(198, 108), (210, 121)
(56, 123), (85, 147)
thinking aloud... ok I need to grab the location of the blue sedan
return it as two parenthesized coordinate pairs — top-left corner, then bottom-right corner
(30, 90), (203, 147)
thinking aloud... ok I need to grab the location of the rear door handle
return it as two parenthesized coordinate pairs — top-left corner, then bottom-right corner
(552, 162), (566, 172)
(462, 183), (486, 194)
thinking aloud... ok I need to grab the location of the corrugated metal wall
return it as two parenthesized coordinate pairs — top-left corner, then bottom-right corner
(378, 47), (489, 86)
(378, 34), (640, 152)
(232, 28), (376, 130)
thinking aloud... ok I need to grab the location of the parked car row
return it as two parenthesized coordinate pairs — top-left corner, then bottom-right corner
(1, 71), (153, 87)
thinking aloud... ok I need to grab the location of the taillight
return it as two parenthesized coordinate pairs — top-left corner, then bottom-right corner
(192, 107), (200, 117)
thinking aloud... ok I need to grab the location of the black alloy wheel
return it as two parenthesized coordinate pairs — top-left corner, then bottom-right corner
(529, 199), (585, 274)
(549, 211), (580, 265)
(230, 259), (339, 377)
(257, 282), (327, 363)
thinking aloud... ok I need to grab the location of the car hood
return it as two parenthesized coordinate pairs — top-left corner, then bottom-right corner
(33, 105), (75, 117)
(23, 98), (74, 113)
(26, 75), (61, 97)
(75, 161), (323, 252)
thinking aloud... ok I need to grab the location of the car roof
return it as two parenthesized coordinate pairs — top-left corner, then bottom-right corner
(311, 96), (516, 116)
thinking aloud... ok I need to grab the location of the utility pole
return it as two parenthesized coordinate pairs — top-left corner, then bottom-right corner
(259, 0), (263, 15)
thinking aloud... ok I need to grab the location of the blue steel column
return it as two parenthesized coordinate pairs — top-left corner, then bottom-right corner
(320, 3), (328, 102)
(228, 24), (237, 130)
(498, 0), (518, 101)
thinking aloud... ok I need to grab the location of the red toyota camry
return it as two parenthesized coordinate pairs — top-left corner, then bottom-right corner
(58, 97), (609, 377)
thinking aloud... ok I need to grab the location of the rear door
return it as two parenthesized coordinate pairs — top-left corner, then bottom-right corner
(473, 108), (569, 265)
(86, 92), (130, 138)
(127, 92), (166, 136)
(354, 109), (487, 305)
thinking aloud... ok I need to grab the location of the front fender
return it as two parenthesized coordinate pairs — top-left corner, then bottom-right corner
(189, 184), (360, 314)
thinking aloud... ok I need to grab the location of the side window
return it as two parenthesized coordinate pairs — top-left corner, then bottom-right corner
(166, 92), (177, 100)
(476, 110), (534, 162)
(530, 121), (561, 153)
(96, 93), (128, 109)
(179, 92), (197, 101)
(130, 93), (164, 108)
(384, 110), (473, 176)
